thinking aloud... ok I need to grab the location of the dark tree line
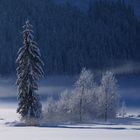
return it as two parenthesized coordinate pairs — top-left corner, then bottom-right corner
(0, 0), (140, 75)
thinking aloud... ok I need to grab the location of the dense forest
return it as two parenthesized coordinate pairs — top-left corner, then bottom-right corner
(0, 0), (140, 75)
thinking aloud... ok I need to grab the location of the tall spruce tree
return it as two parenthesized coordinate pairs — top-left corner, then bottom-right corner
(16, 20), (44, 125)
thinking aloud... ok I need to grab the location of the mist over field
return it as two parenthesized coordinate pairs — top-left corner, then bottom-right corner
(0, 73), (139, 108)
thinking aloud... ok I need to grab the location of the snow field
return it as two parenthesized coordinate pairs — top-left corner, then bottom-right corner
(0, 107), (140, 140)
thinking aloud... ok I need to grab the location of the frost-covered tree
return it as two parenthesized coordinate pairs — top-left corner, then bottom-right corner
(43, 90), (73, 123)
(56, 90), (73, 122)
(43, 69), (121, 123)
(16, 20), (44, 125)
(43, 68), (97, 123)
(75, 68), (95, 122)
(99, 71), (119, 121)
(43, 97), (57, 124)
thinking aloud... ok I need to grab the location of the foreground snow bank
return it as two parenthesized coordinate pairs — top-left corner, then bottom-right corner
(0, 107), (140, 140)
(0, 125), (140, 140)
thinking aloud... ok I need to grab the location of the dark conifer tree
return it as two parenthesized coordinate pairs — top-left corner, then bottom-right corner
(16, 20), (44, 125)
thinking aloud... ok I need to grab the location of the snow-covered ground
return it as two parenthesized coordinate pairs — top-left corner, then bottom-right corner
(0, 104), (140, 140)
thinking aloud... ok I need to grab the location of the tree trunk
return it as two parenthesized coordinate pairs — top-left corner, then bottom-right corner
(79, 87), (84, 123)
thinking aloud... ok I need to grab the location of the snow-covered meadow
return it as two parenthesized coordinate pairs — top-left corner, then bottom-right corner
(0, 75), (140, 140)
(0, 106), (140, 140)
